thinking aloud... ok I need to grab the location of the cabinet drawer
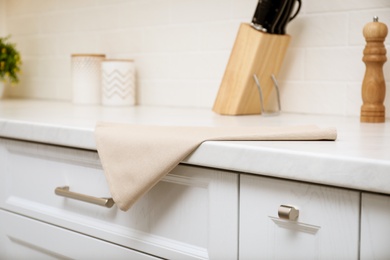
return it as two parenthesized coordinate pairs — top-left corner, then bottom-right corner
(239, 174), (360, 259)
(361, 192), (390, 259)
(0, 138), (238, 259)
(0, 209), (159, 259)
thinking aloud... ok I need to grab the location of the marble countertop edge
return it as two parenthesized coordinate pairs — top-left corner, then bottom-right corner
(1, 99), (390, 195)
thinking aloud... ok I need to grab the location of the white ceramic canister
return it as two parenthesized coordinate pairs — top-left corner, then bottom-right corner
(71, 54), (106, 104)
(101, 59), (135, 106)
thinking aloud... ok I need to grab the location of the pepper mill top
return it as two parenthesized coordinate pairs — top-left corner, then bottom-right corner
(360, 16), (388, 123)
(363, 16), (388, 42)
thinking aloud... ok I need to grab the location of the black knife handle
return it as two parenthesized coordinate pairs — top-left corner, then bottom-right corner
(251, 0), (273, 32)
(251, 0), (292, 34)
(289, 0), (302, 21)
(273, 0), (302, 35)
(269, 0), (290, 34)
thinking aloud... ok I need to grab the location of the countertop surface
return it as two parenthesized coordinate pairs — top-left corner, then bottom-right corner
(1, 99), (390, 195)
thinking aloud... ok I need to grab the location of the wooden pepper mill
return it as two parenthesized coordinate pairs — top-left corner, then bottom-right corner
(360, 16), (388, 123)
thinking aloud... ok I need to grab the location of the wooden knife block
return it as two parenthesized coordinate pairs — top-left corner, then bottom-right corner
(213, 23), (291, 115)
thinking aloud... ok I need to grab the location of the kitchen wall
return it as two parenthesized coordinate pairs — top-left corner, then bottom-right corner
(0, 0), (6, 35)
(2, 0), (390, 117)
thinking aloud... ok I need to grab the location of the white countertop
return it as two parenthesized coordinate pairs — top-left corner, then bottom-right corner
(1, 99), (390, 195)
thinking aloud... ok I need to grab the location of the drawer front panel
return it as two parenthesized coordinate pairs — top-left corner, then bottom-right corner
(361, 192), (390, 259)
(0, 209), (160, 259)
(239, 174), (360, 259)
(0, 138), (238, 259)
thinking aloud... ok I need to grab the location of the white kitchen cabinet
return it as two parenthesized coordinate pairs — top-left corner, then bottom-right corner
(361, 192), (390, 259)
(239, 174), (360, 259)
(1, 121), (390, 260)
(0, 138), (239, 259)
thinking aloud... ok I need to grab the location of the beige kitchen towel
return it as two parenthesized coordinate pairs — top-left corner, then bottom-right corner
(95, 122), (337, 211)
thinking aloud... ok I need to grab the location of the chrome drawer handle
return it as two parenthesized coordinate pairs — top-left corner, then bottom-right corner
(278, 205), (299, 220)
(55, 186), (115, 208)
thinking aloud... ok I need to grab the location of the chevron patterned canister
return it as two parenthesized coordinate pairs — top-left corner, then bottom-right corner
(71, 54), (106, 104)
(101, 59), (135, 106)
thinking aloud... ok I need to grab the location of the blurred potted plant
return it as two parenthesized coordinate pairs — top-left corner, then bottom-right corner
(0, 36), (22, 98)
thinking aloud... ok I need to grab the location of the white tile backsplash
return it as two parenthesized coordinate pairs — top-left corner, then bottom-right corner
(280, 81), (348, 115)
(199, 21), (238, 51)
(0, 0), (6, 36)
(288, 14), (349, 48)
(305, 47), (364, 81)
(170, 0), (232, 24)
(3, 0), (390, 117)
(306, 0), (390, 13)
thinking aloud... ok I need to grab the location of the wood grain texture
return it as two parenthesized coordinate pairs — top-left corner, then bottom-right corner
(213, 23), (290, 115)
(361, 20), (388, 123)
